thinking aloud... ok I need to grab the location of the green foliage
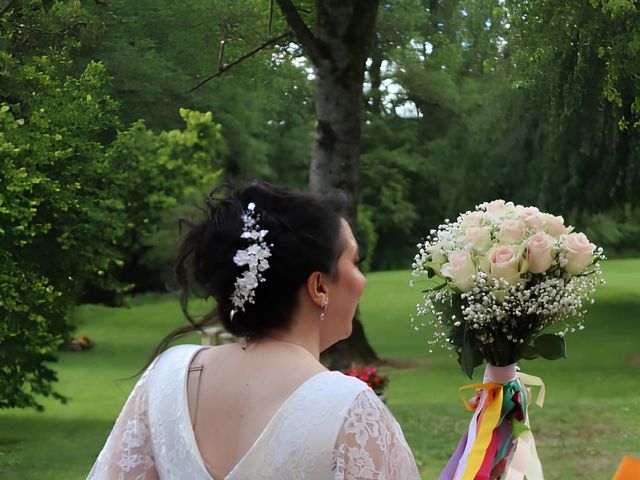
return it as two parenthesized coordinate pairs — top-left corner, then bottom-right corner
(581, 204), (640, 257)
(0, 2), (124, 407)
(501, 0), (640, 211)
(362, 0), (640, 267)
(355, 204), (379, 273)
(79, 0), (314, 186)
(0, 0), (226, 409)
(107, 108), (223, 257)
(0, 252), (68, 410)
(107, 111), (223, 289)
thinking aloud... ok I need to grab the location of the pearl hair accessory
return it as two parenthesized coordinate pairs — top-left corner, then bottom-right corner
(230, 202), (272, 320)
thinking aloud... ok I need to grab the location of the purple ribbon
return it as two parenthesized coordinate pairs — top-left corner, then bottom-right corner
(439, 431), (468, 480)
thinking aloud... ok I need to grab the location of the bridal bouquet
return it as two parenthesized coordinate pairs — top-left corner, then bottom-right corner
(411, 200), (604, 377)
(411, 200), (605, 479)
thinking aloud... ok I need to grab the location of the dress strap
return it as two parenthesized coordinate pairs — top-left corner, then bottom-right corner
(187, 348), (207, 429)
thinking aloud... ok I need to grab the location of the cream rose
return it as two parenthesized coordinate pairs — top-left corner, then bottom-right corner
(545, 214), (567, 237)
(441, 250), (476, 292)
(461, 211), (484, 227)
(527, 232), (554, 273)
(426, 243), (446, 275)
(499, 219), (525, 244)
(564, 232), (595, 274)
(465, 226), (492, 252)
(489, 246), (523, 285)
(486, 199), (508, 215)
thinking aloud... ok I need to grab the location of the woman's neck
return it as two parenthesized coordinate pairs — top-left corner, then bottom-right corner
(248, 331), (321, 360)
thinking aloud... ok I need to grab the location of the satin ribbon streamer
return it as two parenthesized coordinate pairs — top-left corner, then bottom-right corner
(440, 371), (546, 480)
(502, 373), (545, 480)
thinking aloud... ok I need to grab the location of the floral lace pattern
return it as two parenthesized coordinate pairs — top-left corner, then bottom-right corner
(332, 390), (420, 480)
(87, 345), (420, 480)
(87, 358), (159, 480)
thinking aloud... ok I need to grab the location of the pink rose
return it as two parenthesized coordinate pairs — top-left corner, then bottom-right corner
(519, 207), (544, 230)
(545, 214), (567, 237)
(489, 246), (522, 285)
(527, 232), (554, 273)
(564, 232), (595, 274)
(520, 206), (540, 217)
(521, 208), (545, 231)
(441, 250), (476, 292)
(486, 200), (508, 215)
(465, 226), (492, 252)
(499, 219), (525, 244)
(461, 211), (484, 227)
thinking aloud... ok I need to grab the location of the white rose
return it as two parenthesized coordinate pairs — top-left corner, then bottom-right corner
(499, 219), (525, 244)
(564, 232), (596, 274)
(489, 245), (523, 285)
(428, 242), (447, 264)
(441, 250), (477, 292)
(465, 226), (493, 252)
(527, 232), (554, 274)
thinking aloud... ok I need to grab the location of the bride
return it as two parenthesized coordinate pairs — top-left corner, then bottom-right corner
(87, 182), (420, 479)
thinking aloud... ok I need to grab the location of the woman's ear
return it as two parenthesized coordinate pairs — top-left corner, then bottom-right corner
(306, 271), (329, 308)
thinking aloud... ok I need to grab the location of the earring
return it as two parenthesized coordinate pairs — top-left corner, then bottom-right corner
(320, 302), (328, 322)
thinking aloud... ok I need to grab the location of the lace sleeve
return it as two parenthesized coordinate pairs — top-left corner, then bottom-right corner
(87, 362), (159, 480)
(332, 389), (421, 480)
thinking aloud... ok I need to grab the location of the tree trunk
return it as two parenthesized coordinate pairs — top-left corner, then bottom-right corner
(311, 1), (380, 369)
(275, 0), (380, 369)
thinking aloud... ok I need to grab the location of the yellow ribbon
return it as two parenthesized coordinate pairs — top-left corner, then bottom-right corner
(458, 382), (504, 480)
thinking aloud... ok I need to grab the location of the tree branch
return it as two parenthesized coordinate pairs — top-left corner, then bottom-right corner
(274, 0), (326, 66)
(187, 31), (293, 93)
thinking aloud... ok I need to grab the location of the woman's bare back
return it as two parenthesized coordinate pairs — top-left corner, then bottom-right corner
(186, 342), (327, 479)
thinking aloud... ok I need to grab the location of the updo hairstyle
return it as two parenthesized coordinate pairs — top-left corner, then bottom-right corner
(174, 181), (345, 340)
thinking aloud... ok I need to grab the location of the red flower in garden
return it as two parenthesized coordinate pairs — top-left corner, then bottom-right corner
(344, 366), (389, 395)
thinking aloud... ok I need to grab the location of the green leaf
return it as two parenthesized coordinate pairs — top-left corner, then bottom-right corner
(421, 282), (447, 293)
(517, 342), (540, 361)
(533, 334), (566, 360)
(511, 419), (531, 438)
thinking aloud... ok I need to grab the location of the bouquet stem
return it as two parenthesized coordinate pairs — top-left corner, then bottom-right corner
(483, 363), (517, 384)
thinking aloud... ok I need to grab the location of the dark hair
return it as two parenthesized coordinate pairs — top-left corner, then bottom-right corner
(149, 182), (346, 358)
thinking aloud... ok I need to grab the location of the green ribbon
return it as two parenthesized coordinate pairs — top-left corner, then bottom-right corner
(492, 379), (528, 468)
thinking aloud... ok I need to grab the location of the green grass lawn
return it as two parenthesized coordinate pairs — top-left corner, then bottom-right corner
(1, 259), (639, 479)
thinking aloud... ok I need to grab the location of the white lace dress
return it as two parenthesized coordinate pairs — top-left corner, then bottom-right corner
(87, 344), (420, 479)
